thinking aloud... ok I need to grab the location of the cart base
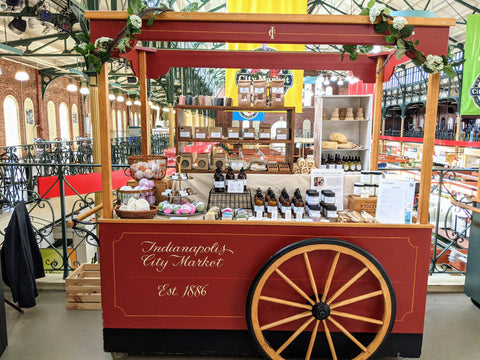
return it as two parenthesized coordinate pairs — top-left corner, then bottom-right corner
(104, 329), (423, 358)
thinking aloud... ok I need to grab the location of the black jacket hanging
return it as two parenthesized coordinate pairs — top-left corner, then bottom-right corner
(1, 201), (45, 308)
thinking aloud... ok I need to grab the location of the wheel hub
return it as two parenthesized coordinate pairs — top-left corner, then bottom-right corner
(312, 302), (330, 320)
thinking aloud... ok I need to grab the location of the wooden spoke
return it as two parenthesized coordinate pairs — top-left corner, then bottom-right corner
(322, 319), (338, 360)
(305, 320), (320, 360)
(330, 310), (384, 325)
(276, 317), (315, 355)
(275, 269), (316, 306)
(303, 252), (319, 303)
(329, 290), (383, 310)
(326, 267), (369, 305)
(260, 295), (312, 310)
(328, 316), (368, 353)
(321, 251), (340, 303)
(260, 311), (312, 331)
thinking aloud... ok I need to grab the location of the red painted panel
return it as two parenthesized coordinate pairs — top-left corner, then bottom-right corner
(99, 222), (431, 335)
(90, 20), (450, 56)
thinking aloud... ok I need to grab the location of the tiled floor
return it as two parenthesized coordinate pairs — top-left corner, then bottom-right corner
(1, 290), (480, 360)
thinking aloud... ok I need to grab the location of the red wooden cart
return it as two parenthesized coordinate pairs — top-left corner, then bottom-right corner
(83, 10), (454, 360)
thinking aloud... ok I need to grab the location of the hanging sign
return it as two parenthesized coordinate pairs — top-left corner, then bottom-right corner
(461, 14), (480, 115)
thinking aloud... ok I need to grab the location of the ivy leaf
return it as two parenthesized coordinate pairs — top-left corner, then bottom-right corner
(441, 54), (448, 65)
(148, 15), (155, 26)
(359, 45), (373, 53)
(127, 7), (133, 15)
(98, 51), (111, 63)
(444, 65), (456, 79)
(374, 21), (389, 34)
(396, 48), (406, 59)
(383, 7), (390, 15)
(129, 0), (143, 13)
(389, 25), (399, 35)
(349, 52), (359, 61)
(182, 2), (199, 12)
(400, 25), (415, 38)
(86, 43), (95, 51)
(417, 51), (424, 62)
(414, 39), (420, 45)
(397, 38), (405, 49)
(343, 45), (357, 53)
(360, 8), (370, 15)
(385, 34), (397, 43)
(423, 64), (434, 73)
(412, 58), (422, 66)
(368, 0), (376, 8)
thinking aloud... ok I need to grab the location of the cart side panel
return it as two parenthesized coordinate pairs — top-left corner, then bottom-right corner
(98, 221), (431, 335)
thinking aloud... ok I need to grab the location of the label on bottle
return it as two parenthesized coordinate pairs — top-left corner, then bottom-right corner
(356, 164), (362, 171)
(349, 164), (356, 172)
(327, 210), (338, 218)
(214, 181), (225, 189)
(243, 179), (247, 186)
(327, 164), (336, 169)
(343, 164), (349, 171)
(254, 87), (265, 94)
(284, 209), (292, 220)
(335, 164), (342, 170)
(254, 205), (263, 218)
(321, 164), (327, 169)
(294, 206), (305, 215)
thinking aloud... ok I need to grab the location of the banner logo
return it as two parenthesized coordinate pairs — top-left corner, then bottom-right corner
(470, 73), (480, 110)
(268, 26), (276, 39)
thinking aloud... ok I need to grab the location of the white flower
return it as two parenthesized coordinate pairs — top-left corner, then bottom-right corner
(129, 15), (142, 29)
(393, 16), (408, 30)
(78, 42), (87, 51)
(425, 54), (444, 73)
(95, 37), (113, 51)
(369, 3), (386, 23)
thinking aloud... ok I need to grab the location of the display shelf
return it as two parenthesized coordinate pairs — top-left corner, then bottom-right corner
(314, 95), (373, 170)
(175, 105), (295, 174)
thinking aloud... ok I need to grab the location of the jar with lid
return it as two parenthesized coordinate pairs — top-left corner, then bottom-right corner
(267, 194), (278, 219)
(306, 189), (320, 207)
(353, 183), (364, 196)
(371, 171), (383, 185)
(325, 204), (338, 221)
(360, 171), (371, 184)
(254, 189), (265, 218)
(307, 204), (321, 218)
(324, 191), (335, 205)
(365, 184), (376, 197)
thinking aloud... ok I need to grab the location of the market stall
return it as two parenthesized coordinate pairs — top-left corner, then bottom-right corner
(84, 9), (454, 360)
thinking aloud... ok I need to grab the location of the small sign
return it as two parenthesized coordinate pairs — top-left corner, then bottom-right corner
(180, 131), (190, 138)
(227, 180), (244, 193)
(243, 132), (255, 138)
(195, 133), (206, 139)
(276, 134), (287, 140)
(210, 132), (221, 138)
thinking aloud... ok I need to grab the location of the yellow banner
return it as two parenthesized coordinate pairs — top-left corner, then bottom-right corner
(225, 0), (307, 113)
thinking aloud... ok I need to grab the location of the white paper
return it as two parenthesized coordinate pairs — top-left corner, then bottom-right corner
(375, 179), (415, 223)
(180, 131), (190, 138)
(210, 132), (221, 138)
(195, 133), (206, 139)
(276, 134), (287, 140)
(227, 180), (244, 193)
(228, 133), (239, 138)
(260, 133), (270, 139)
(243, 132), (255, 138)
(310, 168), (344, 210)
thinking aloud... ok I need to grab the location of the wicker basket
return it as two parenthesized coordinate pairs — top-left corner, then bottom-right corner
(117, 188), (155, 205)
(128, 155), (167, 181)
(115, 205), (158, 219)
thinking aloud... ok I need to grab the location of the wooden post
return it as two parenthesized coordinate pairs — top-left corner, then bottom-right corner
(98, 65), (113, 218)
(139, 50), (151, 155)
(168, 103), (175, 148)
(400, 116), (405, 137)
(455, 113), (461, 141)
(418, 72), (441, 224)
(370, 56), (384, 171)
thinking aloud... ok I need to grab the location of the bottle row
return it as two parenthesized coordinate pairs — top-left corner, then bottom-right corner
(320, 155), (362, 172)
(213, 166), (247, 192)
(253, 188), (305, 220)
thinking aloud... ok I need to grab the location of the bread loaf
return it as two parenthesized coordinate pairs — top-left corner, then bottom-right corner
(322, 141), (338, 149)
(337, 141), (356, 149)
(329, 132), (347, 143)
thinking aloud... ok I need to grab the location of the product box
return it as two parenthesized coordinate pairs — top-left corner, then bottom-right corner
(195, 127), (208, 139)
(196, 153), (210, 170)
(259, 124), (271, 139)
(228, 127), (240, 139)
(178, 126), (192, 138)
(178, 153), (194, 170)
(209, 127), (223, 139)
(348, 195), (377, 216)
(243, 128), (255, 139)
(275, 128), (288, 140)
(213, 152), (227, 170)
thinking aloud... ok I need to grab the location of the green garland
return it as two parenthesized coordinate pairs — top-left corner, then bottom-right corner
(74, 0), (171, 74)
(342, 0), (464, 78)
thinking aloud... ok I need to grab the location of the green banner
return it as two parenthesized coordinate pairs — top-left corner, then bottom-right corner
(461, 14), (480, 115)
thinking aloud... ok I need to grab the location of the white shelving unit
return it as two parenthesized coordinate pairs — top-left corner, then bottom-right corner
(314, 95), (373, 170)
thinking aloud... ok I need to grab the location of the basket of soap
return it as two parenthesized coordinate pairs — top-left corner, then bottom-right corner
(115, 198), (158, 219)
(128, 155), (167, 181)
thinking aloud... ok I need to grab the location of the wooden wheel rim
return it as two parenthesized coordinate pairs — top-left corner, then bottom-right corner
(246, 238), (396, 360)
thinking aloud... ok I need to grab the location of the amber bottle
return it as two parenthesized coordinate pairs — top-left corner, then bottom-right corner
(225, 167), (235, 191)
(238, 167), (247, 191)
(267, 194), (278, 219)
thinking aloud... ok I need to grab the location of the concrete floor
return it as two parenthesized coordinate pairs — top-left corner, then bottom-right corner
(1, 291), (480, 360)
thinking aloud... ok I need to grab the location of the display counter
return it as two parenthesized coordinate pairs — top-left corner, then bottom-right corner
(98, 218), (432, 358)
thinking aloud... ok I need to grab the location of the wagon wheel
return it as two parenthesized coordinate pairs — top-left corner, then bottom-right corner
(246, 238), (396, 360)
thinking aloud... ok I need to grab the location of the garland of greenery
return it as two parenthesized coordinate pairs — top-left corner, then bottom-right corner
(74, 0), (171, 74)
(342, 0), (463, 79)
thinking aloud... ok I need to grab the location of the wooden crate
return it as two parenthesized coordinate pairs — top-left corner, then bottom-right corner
(65, 264), (101, 310)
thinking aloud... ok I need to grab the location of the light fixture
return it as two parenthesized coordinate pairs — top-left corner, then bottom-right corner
(80, 85), (90, 95)
(345, 75), (352, 82)
(8, 17), (27, 35)
(108, 94), (116, 101)
(38, 10), (52, 22)
(337, 78), (345, 86)
(134, 100), (141, 106)
(67, 83), (78, 92)
(15, 68), (29, 81)
(323, 77), (330, 86)
(163, 107), (169, 112)
(126, 100), (133, 106)
(349, 77), (359, 84)
(330, 74), (338, 82)
(42, 25), (50, 34)
(27, 18), (35, 29)
(6, 0), (20, 7)
(117, 95), (125, 102)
